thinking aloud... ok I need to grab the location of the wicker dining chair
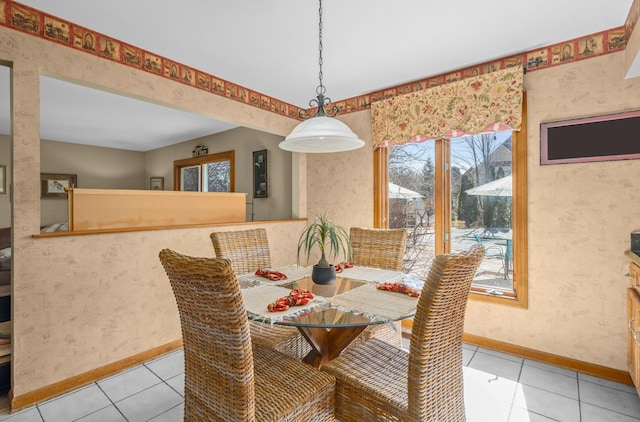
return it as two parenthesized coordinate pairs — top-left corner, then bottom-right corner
(350, 227), (408, 272)
(321, 245), (484, 422)
(210, 228), (310, 360)
(159, 249), (336, 422)
(349, 227), (409, 348)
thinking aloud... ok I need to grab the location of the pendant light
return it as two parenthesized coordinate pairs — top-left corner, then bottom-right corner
(279, 0), (365, 153)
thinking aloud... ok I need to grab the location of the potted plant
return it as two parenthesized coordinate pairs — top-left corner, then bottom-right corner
(297, 212), (351, 284)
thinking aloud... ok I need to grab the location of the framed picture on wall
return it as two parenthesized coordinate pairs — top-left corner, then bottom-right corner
(253, 149), (268, 198)
(40, 173), (77, 198)
(0, 165), (5, 194)
(150, 177), (164, 190)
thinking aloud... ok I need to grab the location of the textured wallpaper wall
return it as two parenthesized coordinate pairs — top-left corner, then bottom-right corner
(1, 24), (300, 399)
(306, 52), (640, 371)
(0, 135), (9, 228)
(4, 12), (640, 404)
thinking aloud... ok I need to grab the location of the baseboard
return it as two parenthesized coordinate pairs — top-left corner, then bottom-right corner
(10, 339), (183, 412)
(10, 330), (633, 412)
(401, 319), (632, 386)
(462, 333), (633, 386)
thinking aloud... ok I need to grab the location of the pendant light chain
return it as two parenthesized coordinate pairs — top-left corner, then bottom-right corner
(313, 0), (338, 116)
(317, 0), (325, 97)
(300, 0), (339, 118)
(278, 0), (365, 152)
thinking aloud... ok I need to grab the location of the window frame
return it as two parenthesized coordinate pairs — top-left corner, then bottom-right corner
(173, 150), (235, 192)
(374, 95), (528, 308)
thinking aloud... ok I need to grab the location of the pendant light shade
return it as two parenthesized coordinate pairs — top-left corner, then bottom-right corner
(279, 115), (365, 153)
(279, 0), (364, 154)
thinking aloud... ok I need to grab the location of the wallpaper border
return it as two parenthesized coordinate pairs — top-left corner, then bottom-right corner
(0, 0), (632, 119)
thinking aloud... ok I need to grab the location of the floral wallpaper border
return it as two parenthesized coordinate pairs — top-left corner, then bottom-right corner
(371, 67), (524, 148)
(0, 0), (632, 120)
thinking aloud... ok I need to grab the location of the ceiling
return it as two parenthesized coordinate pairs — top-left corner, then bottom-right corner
(0, 0), (635, 151)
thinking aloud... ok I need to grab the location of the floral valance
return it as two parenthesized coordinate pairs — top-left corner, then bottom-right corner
(371, 67), (524, 148)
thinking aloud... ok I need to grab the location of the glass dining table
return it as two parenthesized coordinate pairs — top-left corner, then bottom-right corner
(238, 265), (423, 368)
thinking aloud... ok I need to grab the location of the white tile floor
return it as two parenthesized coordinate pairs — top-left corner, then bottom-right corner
(0, 343), (639, 421)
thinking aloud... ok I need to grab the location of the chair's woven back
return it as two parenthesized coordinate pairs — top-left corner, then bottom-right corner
(349, 227), (408, 271)
(210, 228), (271, 274)
(159, 249), (255, 421)
(407, 245), (484, 421)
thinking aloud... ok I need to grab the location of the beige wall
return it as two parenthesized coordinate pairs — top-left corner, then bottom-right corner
(0, 135), (10, 228)
(5, 131), (294, 228)
(483, 52), (640, 368)
(15, 221), (306, 395)
(1, 24), (300, 400)
(3, 12), (640, 404)
(40, 139), (146, 225)
(625, 5), (640, 78)
(306, 52), (640, 371)
(306, 110), (375, 230)
(145, 127), (292, 221)
(37, 127), (292, 226)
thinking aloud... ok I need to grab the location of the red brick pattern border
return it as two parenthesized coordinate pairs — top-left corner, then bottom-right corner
(0, 0), (632, 119)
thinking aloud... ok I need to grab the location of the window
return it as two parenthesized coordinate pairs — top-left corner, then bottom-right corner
(374, 102), (528, 307)
(173, 150), (235, 192)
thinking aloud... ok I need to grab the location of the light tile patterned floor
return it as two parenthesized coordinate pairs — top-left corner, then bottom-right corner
(0, 343), (639, 421)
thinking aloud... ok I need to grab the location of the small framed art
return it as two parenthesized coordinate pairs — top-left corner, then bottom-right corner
(253, 149), (268, 198)
(0, 165), (5, 194)
(150, 177), (164, 190)
(41, 173), (77, 198)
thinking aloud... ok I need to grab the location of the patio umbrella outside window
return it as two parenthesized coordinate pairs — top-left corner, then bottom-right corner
(465, 175), (512, 197)
(389, 182), (424, 199)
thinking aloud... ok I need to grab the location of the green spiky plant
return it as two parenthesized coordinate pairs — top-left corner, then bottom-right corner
(297, 212), (351, 268)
